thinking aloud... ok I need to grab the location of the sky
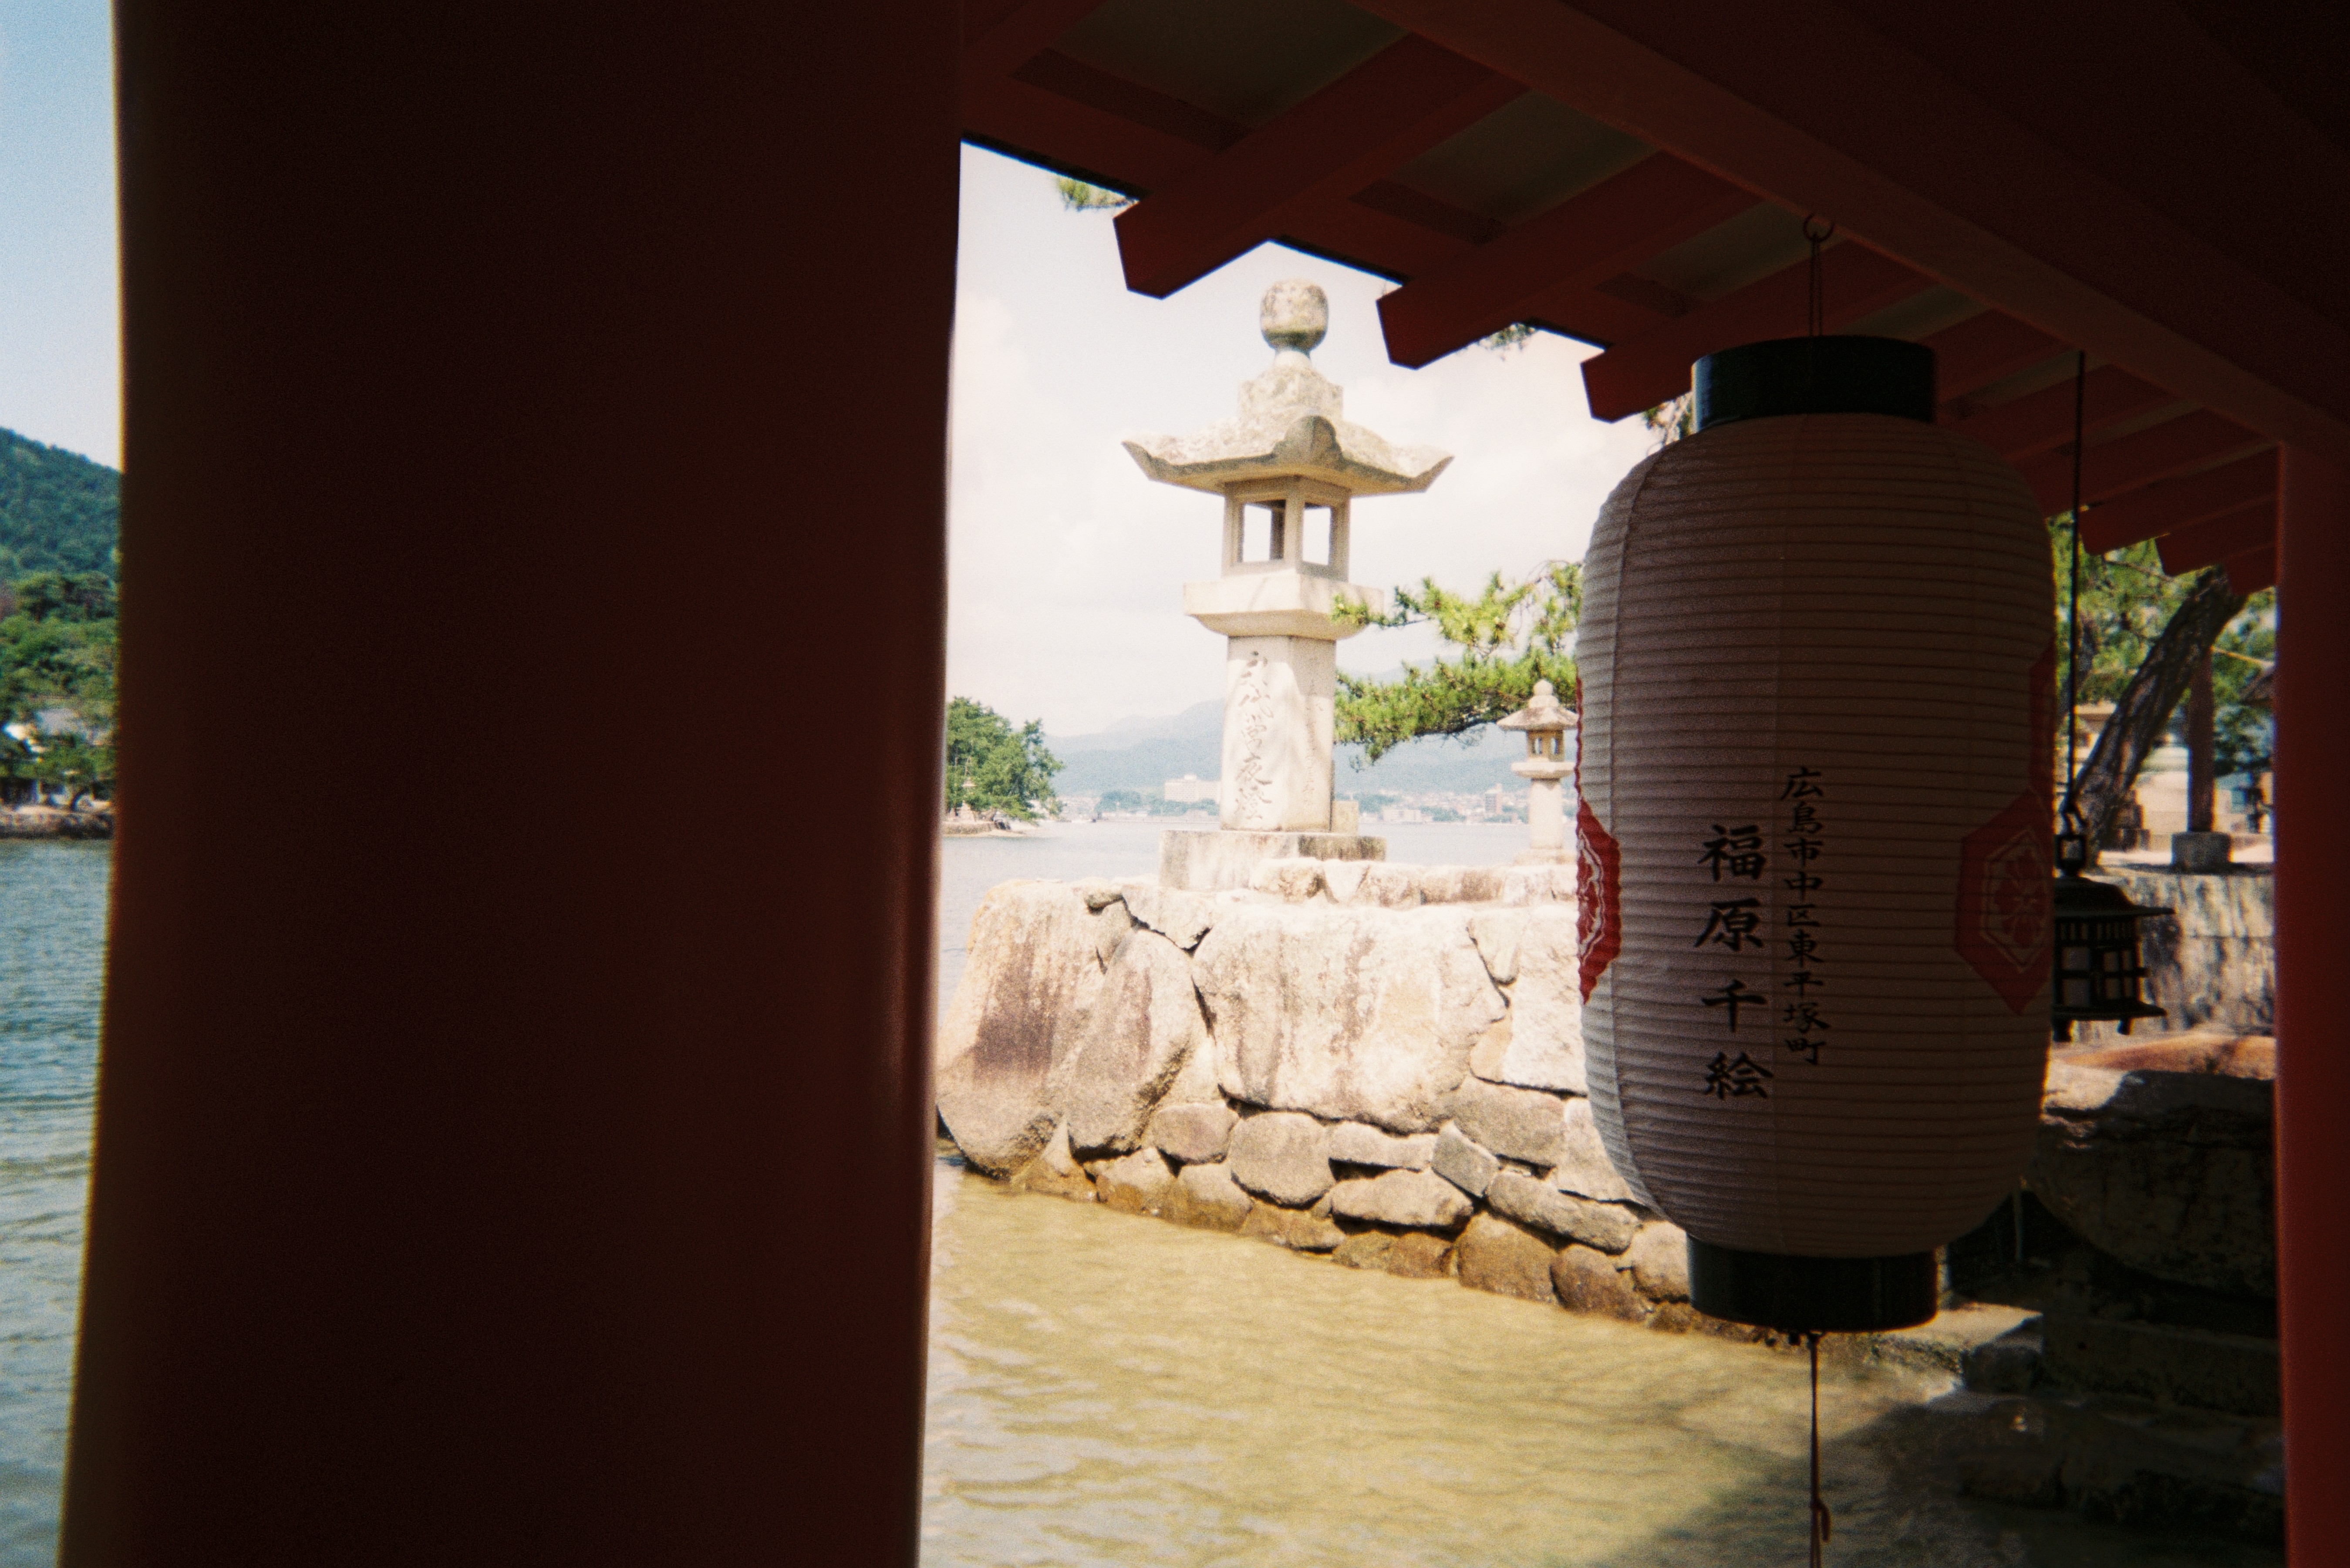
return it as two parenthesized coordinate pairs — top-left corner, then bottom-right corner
(2, 26), (1660, 732)
(0, 0), (117, 467)
(950, 146), (1655, 734)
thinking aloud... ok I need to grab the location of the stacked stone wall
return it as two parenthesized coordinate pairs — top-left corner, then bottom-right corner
(936, 859), (1742, 1335)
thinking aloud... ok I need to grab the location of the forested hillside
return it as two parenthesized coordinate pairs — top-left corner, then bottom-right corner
(0, 428), (120, 579)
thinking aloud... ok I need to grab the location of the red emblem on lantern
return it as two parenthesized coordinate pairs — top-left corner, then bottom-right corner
(1575, 797), (1622, 1001)
(1955, 791), (2054, 1011)
(1956, 643), (2058, 1011)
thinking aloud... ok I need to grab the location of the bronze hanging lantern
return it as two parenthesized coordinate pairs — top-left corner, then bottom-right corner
(2047, 358), (2168, 1044)
(2049, 806), (2168, 1041)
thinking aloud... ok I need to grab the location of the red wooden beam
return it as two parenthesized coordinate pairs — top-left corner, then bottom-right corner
(2275, 447), (2350, 1568)
(1376, 154), (1750, 366)
(2018, 409), (2267, 517)
(1927, 312), (2066, 405)
(1946, 366), (2175, 463)
(961, 55), (1237, 197)
(1113, 37), (1518, 297)
(1011, 50), (1241, 158)
(1267, 189), (1484, 283)
(960, 0), (1106, 84)
(1579, 242), (1933, 421)
(1350, 0), (2350, 464)
(2079, 450), (2278, 554)
(2157, 500), (2276, 576)
(2226, 543), (2278, 597)
(1517, 286), (1676, 353)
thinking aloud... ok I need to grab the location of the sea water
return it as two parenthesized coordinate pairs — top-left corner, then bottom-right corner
(0, 828), (2280, 1565)
(0, 844), (107, 1568)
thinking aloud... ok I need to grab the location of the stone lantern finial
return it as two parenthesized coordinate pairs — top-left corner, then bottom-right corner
(1260, 279), (1328, 355)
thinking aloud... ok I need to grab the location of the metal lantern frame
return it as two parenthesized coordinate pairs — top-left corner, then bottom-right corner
(2047, 350), (2172, 1045)
(2049, 808), (2169, 1041)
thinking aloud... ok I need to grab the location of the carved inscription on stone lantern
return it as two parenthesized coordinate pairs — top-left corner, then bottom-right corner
(1124, 281), (1450, 834)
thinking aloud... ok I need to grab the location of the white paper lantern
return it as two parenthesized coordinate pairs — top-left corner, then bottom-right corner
(1575, 337), (2055, 1331)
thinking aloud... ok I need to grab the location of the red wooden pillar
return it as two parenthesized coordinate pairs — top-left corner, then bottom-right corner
(64, 6), (957, 1564)
(2276, 446), (2348, 1564)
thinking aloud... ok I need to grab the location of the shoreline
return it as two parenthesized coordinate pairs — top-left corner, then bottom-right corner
(0, 806), (114, 840)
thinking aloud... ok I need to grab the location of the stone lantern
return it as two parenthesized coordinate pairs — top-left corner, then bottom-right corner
(1125, 281), (1450, 885)
(1498, 679), (1576, 862)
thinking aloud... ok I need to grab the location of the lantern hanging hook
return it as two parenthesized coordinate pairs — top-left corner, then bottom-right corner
(2061, 352), (2089, 818)
(1801, 216), (1836, 336)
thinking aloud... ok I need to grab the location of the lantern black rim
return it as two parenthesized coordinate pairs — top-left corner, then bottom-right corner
(1693, 336), (1938, 430)
(1686, 1238), (1939, 1333)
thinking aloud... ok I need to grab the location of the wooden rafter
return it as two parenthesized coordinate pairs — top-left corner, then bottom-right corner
(2157, 499), (2278, 575)
(1376, 154), (1751, 366)
(2016, 409), (2266, 515)
(1113, 36), (1520, 297)
(2079, 450), (2279, 554)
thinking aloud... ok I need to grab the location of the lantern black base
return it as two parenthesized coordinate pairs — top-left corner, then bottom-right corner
(1686, 1239), (1939, 1334)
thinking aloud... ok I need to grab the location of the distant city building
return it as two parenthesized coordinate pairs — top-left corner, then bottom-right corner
(1163, 774), (1219, 804)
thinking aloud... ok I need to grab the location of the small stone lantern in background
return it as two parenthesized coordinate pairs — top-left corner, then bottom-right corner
(1498, 680), (1576, 863)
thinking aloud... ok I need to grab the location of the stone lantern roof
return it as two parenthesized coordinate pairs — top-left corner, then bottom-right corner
(1498, 679), (1577, 734)
(1122, 280), (1452, 497)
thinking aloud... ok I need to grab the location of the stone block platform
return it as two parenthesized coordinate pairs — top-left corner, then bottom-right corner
(1158, 828), (1383, 891)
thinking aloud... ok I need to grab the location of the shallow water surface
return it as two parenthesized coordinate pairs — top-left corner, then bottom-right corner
(0, 828), (2282, 1565)
(0, 844), (107, 1568)
(921, 1160), (2278, 1568)
(924, 825), (2278, 1568)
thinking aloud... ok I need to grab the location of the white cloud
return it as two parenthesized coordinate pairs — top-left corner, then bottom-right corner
(948, 145), (1660, 734)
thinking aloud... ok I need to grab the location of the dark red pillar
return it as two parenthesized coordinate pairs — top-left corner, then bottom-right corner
(2276, 446), (2348, 1566)
(64, 6), (957, 1564)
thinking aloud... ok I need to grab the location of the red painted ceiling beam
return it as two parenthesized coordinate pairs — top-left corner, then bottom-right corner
(1376, 154), (1751, 367)
(961, 54), (1236, 197)
(2225, 544), (2278, 598)
(1114, 37), (1513, 298)
(2016, 409), (2266, 517)
(1580, 242), (1932, 421)
(1267, 189), (1483, 283)
(964, 53), (1513, 289)
(1517, 287), (1677, 354)
(960, 0), (1108, 84)
(2079, 450), (2278, 554)
(1946, 366), (2176, 463)
(2157, 500), (2277, 576)
(1928, 313), (2067, 406)
(1349, 0), (2350, 464)
(1115, 36), (1519, 298)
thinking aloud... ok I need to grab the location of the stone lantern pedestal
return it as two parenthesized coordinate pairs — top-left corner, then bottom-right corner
(1125, 281), (1452, 891)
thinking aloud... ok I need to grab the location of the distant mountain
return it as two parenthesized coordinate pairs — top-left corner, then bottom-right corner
(1049, 698), (1527, 799)
(1049, 699), (1221, 756)
(0, 430), (119, 579)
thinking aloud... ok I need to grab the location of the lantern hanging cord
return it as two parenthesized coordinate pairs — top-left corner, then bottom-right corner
(2062, 351), (2087, 816)
(1803, 217), (1836, 336)
(1808, 1332), (1833, 1567)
